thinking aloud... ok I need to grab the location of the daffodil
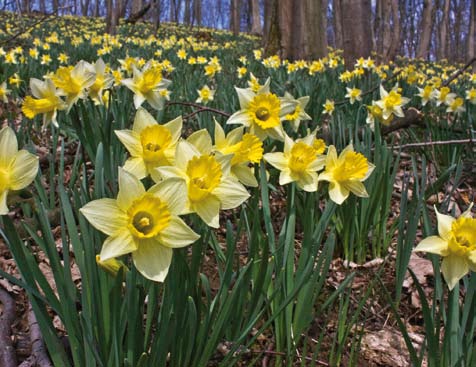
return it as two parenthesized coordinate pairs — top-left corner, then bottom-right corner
(446, 97), (465, 114)
(0, 81), (10, 103)
(345, 87), (362, 104)
(283, 92), (312, 131)
(0, 127), (39, 215)
(196, 85), (215, 104)
(466, 88), (476, 104)
(80, 168), (199, 282)
(226, 84), (297, 141)
(414, 205), (476, 290)
(264, 132), (325, 192)
(51, 61), (96, 110)
(434, 86), (456, 107)
(317, 144), (374, 204)
(375, 85), (409, 120)
(115, 108), (182, 180)
(417, 85), (434, 106)
(121, 63), (171, 110)
(214, 121), (263, 187)
(89, 58), (114, 106)
(22, 78), (67, 128)
(155, 138), (250, 228)
(323, 99), (335, 116)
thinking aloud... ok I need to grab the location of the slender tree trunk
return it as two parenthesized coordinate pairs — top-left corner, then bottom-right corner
(193, 0), (201, 26)
(416, 0), (434, 59)
(153, 0), (161, 32)
(385, 0), (400, 61)
(53, 0), (59, 13)
(230, 0), (241, 35)
(184, 0), (191, 24)
(39, 0), (46, 13)
(438, 0), (450, 59)
(263, 0), (280, 55)
(469, 0), (476, 70)
(341, 0), (372, 68)
(305, 0), (327, 59)
(250, 0), (262, 34)
(131, 0), (142, 14)
(333, 0), (343, 49)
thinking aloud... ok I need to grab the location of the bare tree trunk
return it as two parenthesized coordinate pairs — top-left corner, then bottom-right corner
(250, 0), (262, 34)
(385, 0), (400, 61)
(81, 0), (91, 16)
(333, 0), (343, 49)
(39, 0), (46, 13)
(94, 0), (100, 16)
(21, 0), (30, 14)
(438, 0), (450, 59)
(263, 0), (280, 55)
(106, 0), (120, 34)
(469, 0), (476, 70)
(416, 0), (434, 59)
(184, 0), (191, 24)
(341, 0), (372, 68)
(230, 0), (241, 35)
(53, 0), (59, 13)
(305, 0), (327, 59)
(131, 0), (142, 14)
(153, 0), (161, 32)
(193, 0), (201, 26)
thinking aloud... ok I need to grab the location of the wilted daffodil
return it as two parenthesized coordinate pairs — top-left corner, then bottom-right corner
(115, 108), (182, 180)
(414, 205), (476, 290)
(155, 138), (250, 228)
(22, 78), (67, 128)
(50, 60), (96, 110)
(80, 168), (199, 282)
(226, 83), (297, 141)
(214, 121), (263, 187)
(0, 127), (39, 215)
(264, 132), (325, 192)
(121, 63), (171, 110)
(317, 144), (374, 204)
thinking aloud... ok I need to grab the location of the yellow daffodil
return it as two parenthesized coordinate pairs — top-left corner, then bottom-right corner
(0, 127), (39, 215)
(8, 74), (21, 88)
(214, 121), (263, 187)
(22, 78), (67, 128)
(376, 85), (409, 120)
(446, 97), (465, 114)
(283, 92), (312, 131)
(226, 83), (297, 141)
(434, 86), (456, 107)
(417, 85), (434, 106)
(414, 205), (476, 290)
(155, 138), (250, 228)
(323, 99), (335, 116)
(345, 87), (362, 104)
(51, 61), (96, 110)
(466, 88), (476, 104)
(264, 132), (325, 192)
(196, 85), (215, 104)
(115, 108), (182, 180)
(0, 82), (10, 103)
(80, 168), (199, 282)
(317, 144), (374, 204)
(89, 58), (114, 106)
(121, 63), (171, 110)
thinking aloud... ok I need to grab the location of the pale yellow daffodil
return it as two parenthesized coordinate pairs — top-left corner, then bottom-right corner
(317, 144), (374, 204)
(80, 168), (199, 282)
(414, 205), (476, 290)
(115, 108), (182, 180)
(0, 127), (39, 215)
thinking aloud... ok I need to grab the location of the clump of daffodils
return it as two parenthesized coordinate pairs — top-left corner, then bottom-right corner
(0, 127), (39, 215)
(414, 205), (476, 290)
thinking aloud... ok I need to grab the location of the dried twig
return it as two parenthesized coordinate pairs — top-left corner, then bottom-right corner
(166, 101), (231, 119)
(392, 138), (474, 150)
(442, 57), (476, 87)
(0, 287), (17, 367)
(248, 348), (329, 366)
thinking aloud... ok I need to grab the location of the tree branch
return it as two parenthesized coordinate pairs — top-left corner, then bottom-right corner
(392, 138), (474, 150)
(165, 101), (231, 119)
(442, 57), (476, 87)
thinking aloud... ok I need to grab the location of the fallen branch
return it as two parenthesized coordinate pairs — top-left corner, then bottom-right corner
(442, 57), (476, 87)
(166, 101), (231, 119)
(18, 304), (52, 367)
(392, 138), (474, 150)
(0, 287), (17, 367)
(381, 107), (424, 135)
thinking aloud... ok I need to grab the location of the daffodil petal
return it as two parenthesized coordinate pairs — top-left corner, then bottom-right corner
(343, 181), (368, 198)
(232, 165), (258, 187)
(414, 236), (448, 255)
(164, 116), (183, 143)
(9, 150), (39, 190)
(0, 127), (18, 167)
(226, 126), (244, 145)
(214, 120), (226, 146)
(0, 190), (9, 215)
(149, 178), (187, 215)
(264, 152), (287, 170)
(158, 216), (200, 248)
(132, 239), (172, 282)
(297, 172), (318, 192)
(115, 130), (142, 157)
(235, 87), (254, 108)
(80, 198), (128, 235)
(214, 177), (250, 210)
(123, 157), (148, 179)
(435, 208), (455, 240)
(193, 195), (220, 228)
(328, 182), (349, 205)
(279, 169), (294, 186)
(187, 129), (213, 155)
(175, 140), (200, 171)
(227, 110), (251, 127)
(441, 254), (469, 291)
(100, 230), (138, 261)
(117, 168), (145, 211)
(132, 107), (156, 133)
